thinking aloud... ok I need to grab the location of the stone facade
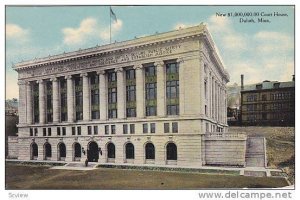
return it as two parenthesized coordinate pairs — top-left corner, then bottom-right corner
(8, 25), (248, 167)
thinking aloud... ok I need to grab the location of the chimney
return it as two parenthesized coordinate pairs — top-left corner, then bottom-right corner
(241, 74), (244, 91)
(292, 75), (295, 82)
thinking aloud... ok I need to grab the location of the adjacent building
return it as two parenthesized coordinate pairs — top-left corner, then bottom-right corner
(8, 25), (249, 167)
(241, 75), (295, 126)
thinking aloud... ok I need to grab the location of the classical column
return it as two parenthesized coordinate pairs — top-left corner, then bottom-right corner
(81, 73), (90, 121)
(98, 70), (107, 120)
(156, 61), (166, 117)
(26, 81), (33, 124)
(116, 68), (125, 119)
(38, 80), (46, 124)
(134, 64), (145, 118)
(51, 77), (60, 123)
(66, 75), (74, 122)
(17, 80), (27, 125)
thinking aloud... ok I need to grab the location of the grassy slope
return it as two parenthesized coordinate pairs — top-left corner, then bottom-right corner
(228, 126), (295, 183)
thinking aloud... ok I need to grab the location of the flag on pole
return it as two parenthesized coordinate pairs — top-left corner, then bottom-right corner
(110, 7), (117, 23)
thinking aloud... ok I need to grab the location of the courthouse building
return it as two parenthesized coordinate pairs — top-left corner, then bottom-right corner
(8, 25), (249, 167)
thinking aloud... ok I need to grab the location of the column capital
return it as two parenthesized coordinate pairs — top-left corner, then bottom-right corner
(115, 67), (124, 73)
(154, 61), (165, 67)
(177, 57), (184, 64)
(133, 63), (143, 70)
(36, 79), (44, 84)
(97, 70), (106, 75)
(17, 80), (26, 85)
(65, 75), (73, 80)
(50, 76), (58, 82)
(80, 72), (88, 77)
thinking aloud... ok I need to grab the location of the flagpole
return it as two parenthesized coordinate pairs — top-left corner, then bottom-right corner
(110, 6), (111, 44)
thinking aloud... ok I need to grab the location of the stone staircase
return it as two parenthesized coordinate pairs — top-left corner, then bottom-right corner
(245, 137), (266, 167)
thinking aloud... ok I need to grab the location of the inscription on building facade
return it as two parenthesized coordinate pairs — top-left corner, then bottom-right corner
(21, 44), (182, 78)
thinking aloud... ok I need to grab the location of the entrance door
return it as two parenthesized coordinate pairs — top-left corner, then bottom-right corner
(88, 141), (99, 162)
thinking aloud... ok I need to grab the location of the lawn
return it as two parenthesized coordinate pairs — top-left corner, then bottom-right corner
(5, 163), (288, 189)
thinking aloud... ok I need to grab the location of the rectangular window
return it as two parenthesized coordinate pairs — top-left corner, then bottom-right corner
(33, 82), (39, 123)
(143, 123), (148, 134)
(126, 68), (136, 117)
(60, 79), (68, 122)
(94, 126), (98, 135)
(30, 128), (33, 136)
(46, 81), (53, 123)
(43, 128), (46, 136)
(48, 127), (51, 136)
(111, 125), (116, 134)
(57, 127), (61, 136)
(90, 74), (100, 119)
(204, 80), (207, 99)
(108, 71), (117, 119)
(166, 62), (179, 115)
(145, 65), (157, 116)
(205, 105), (207, 116)
(123, 124), (128, 134)
(34, 128), (38, 136)
(172, 122), (178, 133)
(164, 123), (170, 133)
(75, 76), (83, 121)
(105, 125), (109, 135)
(130, 124), (135, 134)
(206, 123), (209, 132)
(88, 126), (92, 135)
(150, 123), (155, 133)
(72, 127), (76, 135)
(77, 127), (81, 135)
(62, 127), (66, 136)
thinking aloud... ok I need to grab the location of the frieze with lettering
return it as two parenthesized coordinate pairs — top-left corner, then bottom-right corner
(21, 44), (182, 78)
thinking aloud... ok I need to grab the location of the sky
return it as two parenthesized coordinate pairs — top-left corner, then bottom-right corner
(5, 5), (295, 99)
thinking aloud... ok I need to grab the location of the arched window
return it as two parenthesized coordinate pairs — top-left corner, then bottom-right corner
(166, 143), (177, 160)
(31, 143), (38, 159)
(58, 143), (66, 158)
(125, 143), (134, 159)
(74, 143), (81, 158)
(44, 143), (52, 158)
(145, 143), (155, 159)
(107, 143), (115, 158)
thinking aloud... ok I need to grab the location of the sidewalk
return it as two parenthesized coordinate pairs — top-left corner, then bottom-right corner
(51, 162), (99, 171)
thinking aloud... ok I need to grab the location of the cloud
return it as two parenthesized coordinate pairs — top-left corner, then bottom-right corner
(207, 15), (247, 51)
(207, 15), (231, 33)
(6, 23), (29, 42)
(254, 31), (293, 54)
(62, 17), (123, 46)
(62, 18), (97, 45)
(99, 20), (123, 41)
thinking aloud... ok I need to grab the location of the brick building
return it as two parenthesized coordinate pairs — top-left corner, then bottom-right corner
(241, 75), (295, 126)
